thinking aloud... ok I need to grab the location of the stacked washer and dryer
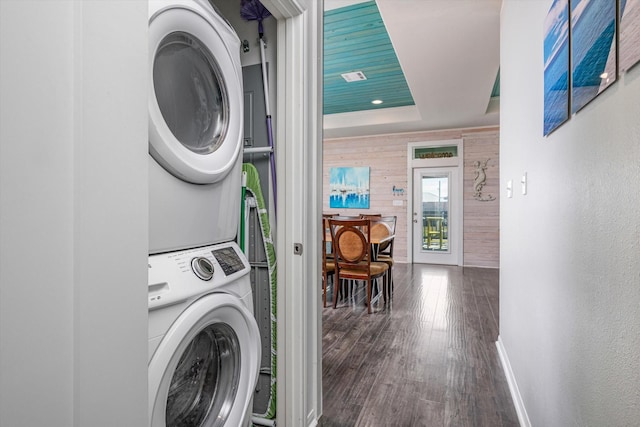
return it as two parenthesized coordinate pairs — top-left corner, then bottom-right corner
(147, 1), (261, 426)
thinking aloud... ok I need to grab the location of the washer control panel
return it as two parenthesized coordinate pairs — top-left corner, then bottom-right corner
(147, 242), (250, 310)
(212, 246), (245, 276)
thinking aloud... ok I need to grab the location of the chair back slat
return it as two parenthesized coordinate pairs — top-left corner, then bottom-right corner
(328, 218), (371, 272)
(371, 216), (396, 255)
(370, 222), (391, 241)
(335, 227), (367, 263)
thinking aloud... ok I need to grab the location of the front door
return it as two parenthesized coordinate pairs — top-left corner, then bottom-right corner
(412, 167), (460, 265)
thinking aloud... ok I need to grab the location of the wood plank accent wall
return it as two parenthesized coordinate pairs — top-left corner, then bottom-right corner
(462, 132), (500, 268)
(323, 127), (499, 267)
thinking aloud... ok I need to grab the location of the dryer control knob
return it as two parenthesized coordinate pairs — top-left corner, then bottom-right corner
(191, 257), (214, 281)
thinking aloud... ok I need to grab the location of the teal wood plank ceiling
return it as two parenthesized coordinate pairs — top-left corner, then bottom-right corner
(323, 1), (415, 115)
(491, 69), (500, 97)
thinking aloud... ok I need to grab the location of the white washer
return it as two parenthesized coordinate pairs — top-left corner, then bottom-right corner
(148, 242), (260, 427)
(149, 0), (244, 254)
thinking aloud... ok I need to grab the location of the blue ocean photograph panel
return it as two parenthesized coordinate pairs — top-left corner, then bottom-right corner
(620, 0), (640, 72)
(544, 0), (570, 136)
(571, 0), (617, 114)
(329, 166), (370, 209)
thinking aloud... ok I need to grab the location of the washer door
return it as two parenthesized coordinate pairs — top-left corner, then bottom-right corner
(149, 294), (260, 427)
(149, 4), (242, 184)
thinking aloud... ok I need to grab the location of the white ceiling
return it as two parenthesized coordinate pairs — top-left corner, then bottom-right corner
(323, 0), (502, 139)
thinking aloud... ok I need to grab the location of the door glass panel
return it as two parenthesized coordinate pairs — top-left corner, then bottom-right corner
(166, 323), (240, 427)
(153, 31), (229, 155)
(420, 174), (449, 252)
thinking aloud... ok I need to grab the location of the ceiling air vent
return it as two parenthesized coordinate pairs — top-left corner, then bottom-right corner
(341, 71), (367, 82)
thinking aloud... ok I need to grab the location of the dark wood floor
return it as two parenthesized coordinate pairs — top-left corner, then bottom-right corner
(320, 263), (519, 427)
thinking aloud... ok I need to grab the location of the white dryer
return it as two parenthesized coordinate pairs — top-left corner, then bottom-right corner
(148, 242), (261, 427)
(149, 0), (244, 254)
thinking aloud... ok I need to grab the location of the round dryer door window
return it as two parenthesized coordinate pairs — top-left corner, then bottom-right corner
(149, 294), (261, 427)
(153, 32), (228, 156)
(149, 4), (243, 184)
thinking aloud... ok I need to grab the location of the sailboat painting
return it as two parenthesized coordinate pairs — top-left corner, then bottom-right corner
(620, 0), (640, 72)
(570, 0), (617, 114)
(329, 167), (370, 209)
(543, 0), (570, 136)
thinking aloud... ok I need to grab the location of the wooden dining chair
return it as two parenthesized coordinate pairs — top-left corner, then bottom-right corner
(329, 218), (389, 314)
(325, 215), (363, 303)
(370, 216), (395, 254)
(369, 216), (396, 299)
(322, 215), (336, 308)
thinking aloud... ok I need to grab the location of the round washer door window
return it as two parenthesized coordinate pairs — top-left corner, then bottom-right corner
(149, 294), (261, 427)
(148, 5), (243, 184)
(166, 323), (239, 426)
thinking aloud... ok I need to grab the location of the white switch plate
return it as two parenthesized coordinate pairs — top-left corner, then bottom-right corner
(507, 180), (513, 198)
(392, 199), (403, 206)
(521, 172), (527, 195)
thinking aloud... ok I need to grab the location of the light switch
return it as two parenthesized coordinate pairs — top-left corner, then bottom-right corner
(392, 200), (403, 206)
(507, 180), (513, 198)
(521, 172), (527, 195)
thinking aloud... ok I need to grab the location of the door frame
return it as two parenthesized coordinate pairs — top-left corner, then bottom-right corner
(412, 166), (460, 265)
(407, 139), (464, 266)
(261, 0), (323, 425)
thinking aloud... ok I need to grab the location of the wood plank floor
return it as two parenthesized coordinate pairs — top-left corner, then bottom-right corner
(320, 263), (519, 427)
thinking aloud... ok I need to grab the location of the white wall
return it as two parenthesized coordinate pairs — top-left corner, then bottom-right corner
(500, 1), (640, 426)
(0, 2), (148, 426)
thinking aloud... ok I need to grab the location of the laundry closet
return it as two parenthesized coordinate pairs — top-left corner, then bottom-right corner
(147, 0), (323, 425)
(146, 1), (278, 426)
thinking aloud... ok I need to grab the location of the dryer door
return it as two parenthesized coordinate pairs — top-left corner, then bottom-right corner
(149, 293), (260, 427)
(149, 4), (242, 184)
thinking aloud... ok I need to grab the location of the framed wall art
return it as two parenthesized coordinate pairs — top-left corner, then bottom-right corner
(329, 166), (370, 209)
(570, 0), (617, 114)
(620, 0), (640, 72)
(544, 0), (570, 136)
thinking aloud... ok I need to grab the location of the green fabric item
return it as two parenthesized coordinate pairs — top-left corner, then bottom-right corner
(243, 163), (277, 420)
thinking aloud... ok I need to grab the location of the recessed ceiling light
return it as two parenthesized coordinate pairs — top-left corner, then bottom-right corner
(371, 99), (383, 105)
(341, 71), (367, 82)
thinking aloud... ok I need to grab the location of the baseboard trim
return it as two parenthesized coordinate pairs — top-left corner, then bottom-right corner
(496, 336), (531, 427)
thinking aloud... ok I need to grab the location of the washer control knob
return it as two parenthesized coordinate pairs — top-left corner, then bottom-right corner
(191, 257), (214, 281)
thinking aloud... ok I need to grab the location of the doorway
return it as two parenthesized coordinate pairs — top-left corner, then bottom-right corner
(412, 167), (460, 265)
(407, 140), (463, 266)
